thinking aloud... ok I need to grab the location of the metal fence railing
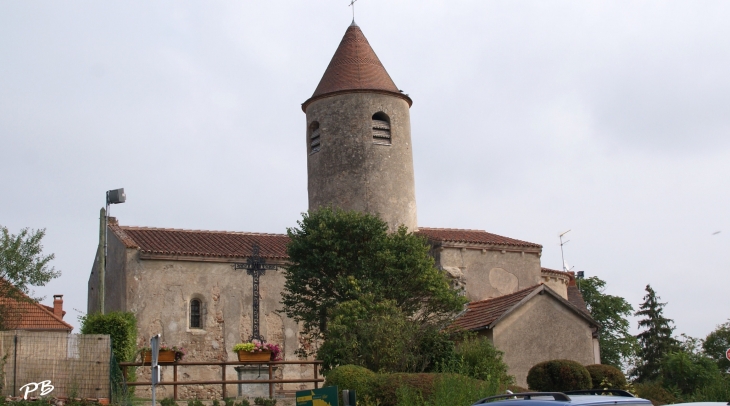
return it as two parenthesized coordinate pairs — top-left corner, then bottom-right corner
(0, 331), (111, 400)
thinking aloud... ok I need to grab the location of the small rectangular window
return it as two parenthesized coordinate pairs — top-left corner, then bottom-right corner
(190, 299), (201, 328)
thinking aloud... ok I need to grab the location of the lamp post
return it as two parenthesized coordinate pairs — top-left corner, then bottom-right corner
(99, 188), (126, 314)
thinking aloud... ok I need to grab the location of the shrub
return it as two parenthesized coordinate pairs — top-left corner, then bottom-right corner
(632, 382), (678, 406)
(447, 336), (514, 388)
(80, 311), (137, 362)
(426, 373), (500, 406)
(690, 374), (730, 402)
(160, 398), (177, 406)
(526, 359), (591, 391)
(324, 365), (377, 401)
(373, 373), (436, 406)
(253, 398), (276, 406)
(585, 364), (627, 389)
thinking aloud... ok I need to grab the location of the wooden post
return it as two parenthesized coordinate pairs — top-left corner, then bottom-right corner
(268, 364), (273, 398)
(314, 363), (319, 389)
(173, 364), (178, 400)
(222, 363), (227, 399)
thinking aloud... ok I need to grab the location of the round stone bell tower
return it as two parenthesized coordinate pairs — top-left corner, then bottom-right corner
(302, 22), (417, 232)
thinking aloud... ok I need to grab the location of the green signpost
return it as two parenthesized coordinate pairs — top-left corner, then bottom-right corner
(296, 386), (339, 406)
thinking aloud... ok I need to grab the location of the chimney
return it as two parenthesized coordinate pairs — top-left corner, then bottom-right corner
(568, 271), (577, 287)
(53, 295), (64, 319)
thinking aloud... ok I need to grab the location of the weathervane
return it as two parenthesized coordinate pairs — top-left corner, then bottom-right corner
(349, 0), (359, 22)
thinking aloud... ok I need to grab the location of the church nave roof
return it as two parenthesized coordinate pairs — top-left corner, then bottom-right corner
(107, 220), (541, 261)
(417, 227), (542, 249)
(109, 222), (289, 260)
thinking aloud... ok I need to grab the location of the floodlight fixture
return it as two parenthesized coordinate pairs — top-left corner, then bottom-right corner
(100, 187), (126, 315)
(107, 188), (126, 205)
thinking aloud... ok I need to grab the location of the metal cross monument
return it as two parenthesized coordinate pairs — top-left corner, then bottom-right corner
(234, 243), (277, 342)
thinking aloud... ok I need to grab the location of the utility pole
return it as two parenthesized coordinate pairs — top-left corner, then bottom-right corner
(98, 207), (106, 314)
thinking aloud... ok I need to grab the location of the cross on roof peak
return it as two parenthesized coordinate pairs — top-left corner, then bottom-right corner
(348, 0), (359, 24)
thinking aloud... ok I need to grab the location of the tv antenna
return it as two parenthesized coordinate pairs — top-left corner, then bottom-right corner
(349, 0), (359, 23)
(559, 229), (574, 273)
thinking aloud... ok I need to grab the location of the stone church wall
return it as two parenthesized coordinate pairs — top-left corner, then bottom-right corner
(90, 236), (311, 399)
(434, 246), (542, 302)
(491, 293), (596, 388)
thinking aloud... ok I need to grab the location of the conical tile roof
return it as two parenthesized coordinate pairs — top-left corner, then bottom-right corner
(302, 23), (411, 110)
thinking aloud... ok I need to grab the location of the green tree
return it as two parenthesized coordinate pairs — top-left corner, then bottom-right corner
(281, 207), (466, 343)
(702, 319), (730, 373)
(0, 225), (61, 329)
(317, 295), (454, 373)
(577, 276), (637, 369)
(631, 284), (678, 382)
(660, 350), (721, 396)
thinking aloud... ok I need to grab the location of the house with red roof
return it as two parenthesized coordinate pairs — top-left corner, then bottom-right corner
(1, 279), (72, 332)
(88, 21), (600, 392)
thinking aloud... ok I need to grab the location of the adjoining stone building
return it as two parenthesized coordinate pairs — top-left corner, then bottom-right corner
(88, 22), (600, 391)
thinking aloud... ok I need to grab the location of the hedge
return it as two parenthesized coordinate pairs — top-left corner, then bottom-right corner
(526, 359), (591, 392)
(323, 365), (377, 401)
(324, 366), (497, 406)
(585, 364), (627, 389)
(80, 311), (138, 362)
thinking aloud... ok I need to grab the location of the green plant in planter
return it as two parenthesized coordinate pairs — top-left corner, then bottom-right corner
(231, 340), (282, 360)
(138, 344), (186, 361)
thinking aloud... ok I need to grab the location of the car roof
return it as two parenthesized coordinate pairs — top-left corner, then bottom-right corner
(473, 392), (653, 406)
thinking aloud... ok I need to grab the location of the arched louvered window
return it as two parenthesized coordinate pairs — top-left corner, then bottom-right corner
(190, 299), (202, 329)
(372, 112), (391, 145)
(309, 121), (321, 153)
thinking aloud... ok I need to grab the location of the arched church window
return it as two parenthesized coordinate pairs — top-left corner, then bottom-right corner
(372, 112), (391, 145)
(309, 121), (321, 153)
(190, 299), (202, 329)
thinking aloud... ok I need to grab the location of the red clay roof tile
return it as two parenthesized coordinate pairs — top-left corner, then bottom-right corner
(0, 280), (73, 331)
(303, 23), (411, 110)
(417, 228), (542, 249)
(111, 225), (289, 260)
(450, 285), (539, 331)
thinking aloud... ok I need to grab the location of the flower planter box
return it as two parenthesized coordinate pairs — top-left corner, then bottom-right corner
(237, 350), (271, 362)
(143, 350), (176, 363)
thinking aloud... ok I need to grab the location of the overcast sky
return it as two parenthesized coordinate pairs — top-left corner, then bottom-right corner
(1, 1), (728, 339)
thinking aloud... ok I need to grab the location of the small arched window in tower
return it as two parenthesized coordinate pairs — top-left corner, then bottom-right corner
(190, 299), (202, 329)
(372, 112), (391, 145)
(309, 121), (321, 153)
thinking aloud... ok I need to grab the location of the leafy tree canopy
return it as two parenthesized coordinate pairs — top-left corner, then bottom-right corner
(702, 319), (730, 373)
(1, 225), (61, 329)
(631, 284), (679, 382)
(577, 276), (637, 370)
(281, 207), (466, 340)
(660, 350), (720, 396)
(318, 295), (455, 373)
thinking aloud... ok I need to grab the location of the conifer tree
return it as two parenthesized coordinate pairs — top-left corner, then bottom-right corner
(631, 284), (678, 382)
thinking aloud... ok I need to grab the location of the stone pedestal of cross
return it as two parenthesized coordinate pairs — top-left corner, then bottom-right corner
(234, 244), (277, 342)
